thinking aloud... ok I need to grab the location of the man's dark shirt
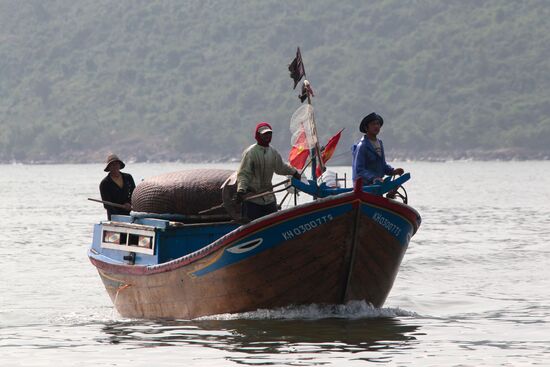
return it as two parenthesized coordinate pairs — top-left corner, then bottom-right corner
(99, 172), (136, 220)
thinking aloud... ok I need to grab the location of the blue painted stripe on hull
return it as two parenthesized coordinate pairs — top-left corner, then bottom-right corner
(361, 203), (413, 246)
(192, 202), (354, 277)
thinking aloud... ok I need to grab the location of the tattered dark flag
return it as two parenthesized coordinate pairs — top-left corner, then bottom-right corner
(288, 47), (305, 89)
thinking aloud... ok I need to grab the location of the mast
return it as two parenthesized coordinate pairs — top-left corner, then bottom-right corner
(303, 80), (325, 180)
(288, 47), (325, 181)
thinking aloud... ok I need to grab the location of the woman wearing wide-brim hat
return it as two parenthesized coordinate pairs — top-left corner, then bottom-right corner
(99, 153), (136, 220)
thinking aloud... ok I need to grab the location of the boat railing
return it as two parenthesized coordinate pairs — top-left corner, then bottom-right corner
(290, 172), (411, 199)
(102, 173), (411, 227)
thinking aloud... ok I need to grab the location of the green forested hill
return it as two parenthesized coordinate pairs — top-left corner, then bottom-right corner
(1, 0), (549, 163)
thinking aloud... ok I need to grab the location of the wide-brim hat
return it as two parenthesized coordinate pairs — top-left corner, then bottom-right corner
(104, 153), (125, 172)
(359, 112), (384, 133)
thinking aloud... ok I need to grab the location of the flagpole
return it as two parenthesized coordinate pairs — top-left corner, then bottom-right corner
(304, 80), (324, 181)
(288, 47), (325, 181)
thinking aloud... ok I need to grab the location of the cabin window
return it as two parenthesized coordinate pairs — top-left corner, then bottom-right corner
(128, 234), (140, 247)
(103, 231), (127, 245)
(100, 225), (156, 255)
(138, 236), (153, 249)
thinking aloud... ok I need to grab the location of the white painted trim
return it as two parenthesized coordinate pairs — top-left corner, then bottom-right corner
(226, 238), (263, 254)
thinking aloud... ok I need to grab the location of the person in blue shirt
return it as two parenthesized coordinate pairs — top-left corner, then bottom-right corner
(352, 112), (404, 185)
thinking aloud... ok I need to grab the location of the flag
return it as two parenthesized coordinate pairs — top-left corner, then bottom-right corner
(299, 80), (315, 103)
(289, 128), (310, 169)
(288, 47), (305, 89)
(316, 129), (344, 177)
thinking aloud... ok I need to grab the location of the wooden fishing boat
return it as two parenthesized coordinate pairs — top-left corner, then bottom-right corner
(88, 175), (421, 319)
(89, 50), (421, 319)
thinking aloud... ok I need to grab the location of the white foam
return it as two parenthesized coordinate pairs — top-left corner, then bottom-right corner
(196, 301), (418, 321)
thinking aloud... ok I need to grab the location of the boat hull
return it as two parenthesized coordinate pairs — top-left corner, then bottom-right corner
(89, 190), (420, 319)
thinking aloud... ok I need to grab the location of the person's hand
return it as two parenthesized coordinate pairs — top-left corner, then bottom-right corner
(392, 168), (404, 176)
(292, 171), (301, 180)
(373, 177), (383, 184)
(234, 190), (246, 204)
(123, 203), (132, 211)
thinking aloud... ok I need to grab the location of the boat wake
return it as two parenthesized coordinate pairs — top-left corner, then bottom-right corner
(47, 301), (417, 325)
(197, 300), (418, 321)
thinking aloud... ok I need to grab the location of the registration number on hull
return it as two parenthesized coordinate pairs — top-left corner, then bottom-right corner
(281, 214), (334, 240)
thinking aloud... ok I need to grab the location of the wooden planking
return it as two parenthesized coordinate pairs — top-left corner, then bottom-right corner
(345, 215), (407, 306)
(98, 204), (412, 319)
(102, 212), (356, 319)
(181, 211), (353, 317)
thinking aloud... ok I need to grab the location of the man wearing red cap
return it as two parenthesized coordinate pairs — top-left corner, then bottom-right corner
(236, 122), (301, 220)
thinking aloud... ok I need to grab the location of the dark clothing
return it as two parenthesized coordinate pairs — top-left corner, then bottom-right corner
(99, 172), (136, 220)
(242, 201), (278, 221)
(352, 136), (394, 185)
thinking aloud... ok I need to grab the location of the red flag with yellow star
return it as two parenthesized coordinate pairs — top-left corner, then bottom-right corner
(289, 128), (310, 169)
(316, 129), (344, 177)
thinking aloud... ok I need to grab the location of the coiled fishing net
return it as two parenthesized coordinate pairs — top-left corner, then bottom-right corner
(132, 169), (233, 216)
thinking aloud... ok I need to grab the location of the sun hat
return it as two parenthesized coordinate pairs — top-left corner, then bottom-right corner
(104, 153), (125, 172)
(359, 112), (384, 133)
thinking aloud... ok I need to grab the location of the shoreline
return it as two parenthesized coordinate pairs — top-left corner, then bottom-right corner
(2, 148), (549, 165)
(389, 148), (550, 162)
(0, 154), (550, 166)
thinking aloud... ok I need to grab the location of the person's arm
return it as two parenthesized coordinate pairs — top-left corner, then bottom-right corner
(99, 179), (113, 218)
(128, 174), (136, 194)
(126, 173), (136, 202)
(237, 148), (253, 193)
(99, 179), (112, 209)
(273, 149), (299, 178)
(383, 163), (395, 176)
(122, 173), (135, 210)
(380, 141), (402, 176)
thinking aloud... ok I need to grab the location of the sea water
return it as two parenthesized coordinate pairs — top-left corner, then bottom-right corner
(1, 161), (549, 366)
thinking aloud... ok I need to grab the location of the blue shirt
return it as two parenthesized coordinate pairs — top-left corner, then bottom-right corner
(352, 136), (394, 184)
